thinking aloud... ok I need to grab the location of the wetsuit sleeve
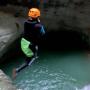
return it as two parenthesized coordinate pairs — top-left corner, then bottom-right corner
(22, 21), (30, 39)
(20, 21), (26, 38)
(35, 23), (46, 36)
(40, 25), (45, 35)
(23, 21), (27, 37)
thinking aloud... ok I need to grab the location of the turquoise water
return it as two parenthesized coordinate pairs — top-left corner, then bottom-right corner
(1, 51), (90, 90)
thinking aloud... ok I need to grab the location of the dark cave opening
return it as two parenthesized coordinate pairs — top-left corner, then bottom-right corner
(40, 30), (90, 52)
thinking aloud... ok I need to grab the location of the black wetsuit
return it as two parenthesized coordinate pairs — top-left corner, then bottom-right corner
(24, 19), (45, 53)
(16, 19), (45, 73)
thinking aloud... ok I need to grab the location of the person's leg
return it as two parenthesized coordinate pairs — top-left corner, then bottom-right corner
(34, 45), (38, 57)
(15, 62), (28, 73)
(12, 57), (32, 79)
(29, 43), (38, 57)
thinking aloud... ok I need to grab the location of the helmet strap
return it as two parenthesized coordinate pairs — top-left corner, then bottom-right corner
(37, 18), (40, 22)
(28, 17), (32, 20)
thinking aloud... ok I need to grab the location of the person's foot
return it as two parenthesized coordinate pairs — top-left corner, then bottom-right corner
(35, 55), (39, 59)
(12, 68), (17, 79)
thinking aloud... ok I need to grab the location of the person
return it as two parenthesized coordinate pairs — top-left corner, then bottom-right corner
(12, 8), (45, 79)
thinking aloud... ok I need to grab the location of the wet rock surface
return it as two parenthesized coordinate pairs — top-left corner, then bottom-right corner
(0, 12), (22, 62)
(0, 0), (90, 38)
(0, 69), (16, 90)
(0, 0), (90, 33)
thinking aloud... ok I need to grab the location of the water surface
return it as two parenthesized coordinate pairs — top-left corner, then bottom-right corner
(1, 51), (90, 90)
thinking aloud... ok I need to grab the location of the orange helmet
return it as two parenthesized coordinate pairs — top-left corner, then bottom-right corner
(28, 8), (40, 18)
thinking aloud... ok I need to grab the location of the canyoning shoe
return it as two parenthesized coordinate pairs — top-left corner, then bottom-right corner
(12, 68), (17, 79)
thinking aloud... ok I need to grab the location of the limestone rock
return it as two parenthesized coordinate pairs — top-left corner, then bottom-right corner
(0, 12), (22, 60)
(0, 69), (16, 90)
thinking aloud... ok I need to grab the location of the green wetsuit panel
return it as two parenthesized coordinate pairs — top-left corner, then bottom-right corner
(21, 38), (34, 57)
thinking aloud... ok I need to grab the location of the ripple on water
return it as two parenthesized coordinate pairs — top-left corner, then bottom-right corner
(15, 68), (79, 90)
(13, 53), (89, 90)
(1, 52), (90, 90)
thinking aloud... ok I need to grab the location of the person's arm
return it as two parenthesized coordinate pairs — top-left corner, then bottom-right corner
(40, 25), (45, 35)
(22, 21), (29, 38)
